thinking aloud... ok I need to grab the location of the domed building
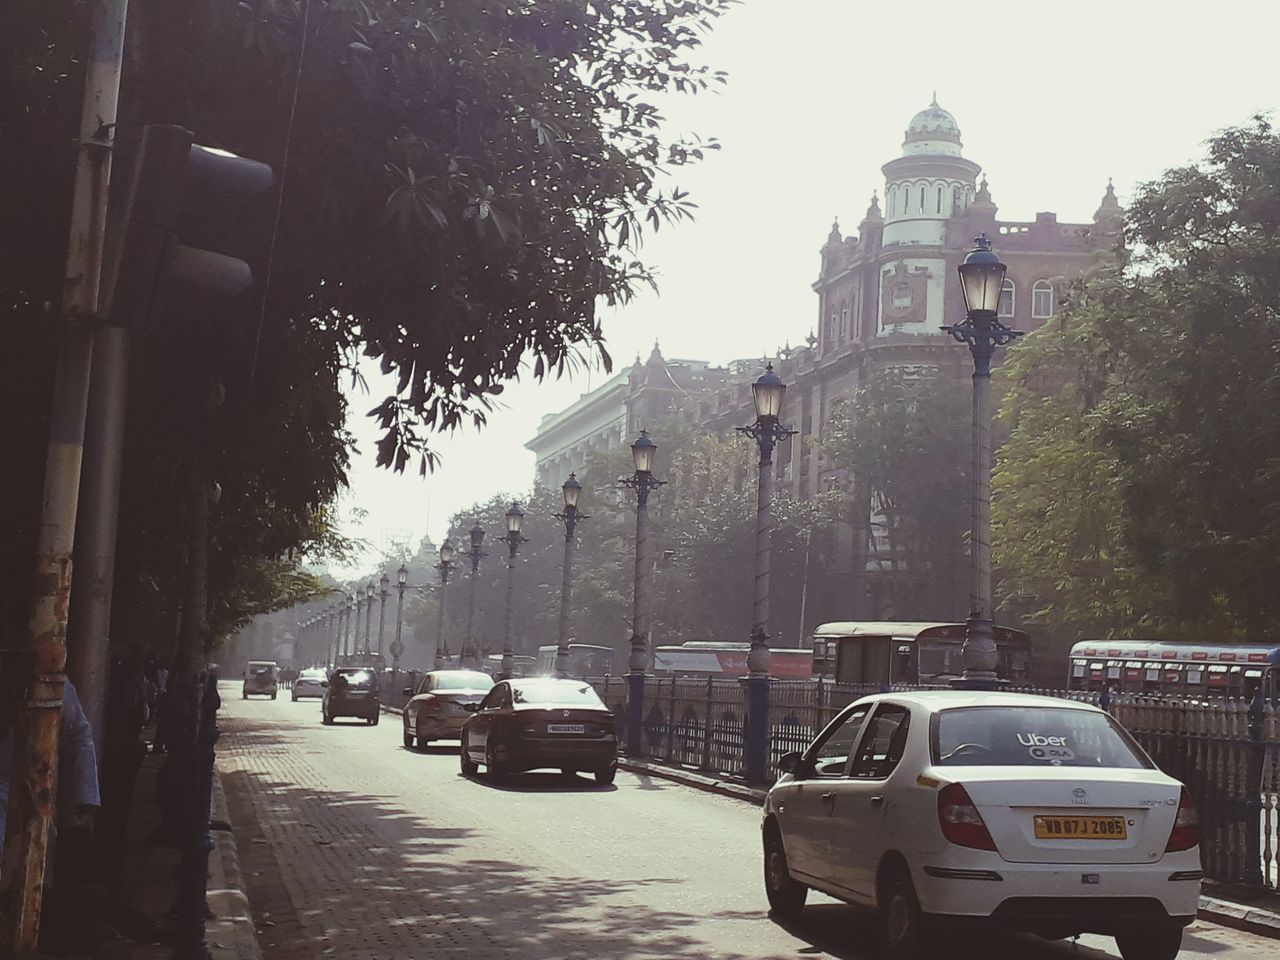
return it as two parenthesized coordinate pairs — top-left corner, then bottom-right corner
(526, 99), (1121, 622)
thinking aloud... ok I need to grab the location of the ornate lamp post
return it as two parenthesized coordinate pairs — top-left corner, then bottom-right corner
(462, 522), (487, 668)
(363, 582), (375, 655)
(350, 591), (362, 662)
(377, 573), (389, 660)
(498, 503), (529, 679)
(328, 604), (339, 668)
(433, 541), (455, 668)
(620, 429), (665, 754)
(942, 234), (1021, 686)
(343, 594), (356, 662)
(553, 474), (588, 677)
(736, 363), (796, 785)
(391, 565), (408, 674)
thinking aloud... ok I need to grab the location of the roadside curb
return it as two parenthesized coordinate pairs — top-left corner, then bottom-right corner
(1197, 893), (1280, 940)
(207, 768), (264, 960)
(614, 756), (1280, 939)
(617, 757), (766, 805)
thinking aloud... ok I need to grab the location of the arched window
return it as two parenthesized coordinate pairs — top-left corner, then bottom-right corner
(998, 279), (1015, 318)
(1032, 280), (1055, 318)
(936, 186), (943, 214)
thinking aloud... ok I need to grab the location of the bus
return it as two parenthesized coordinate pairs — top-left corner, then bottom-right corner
(1068, 639), (1280, 699)
(479, 654), (537, 677)
(811, 621), (1031, 686)
(535, 643), (616, 677)
(651, 642), (814, 679)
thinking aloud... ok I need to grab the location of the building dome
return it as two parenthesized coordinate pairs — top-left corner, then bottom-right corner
(902, 95), (963, 157)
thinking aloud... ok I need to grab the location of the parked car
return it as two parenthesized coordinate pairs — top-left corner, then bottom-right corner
(292, 667), (327, 701)
(402, 670), (494, 750)
(460, 678), (617, 784)
(321, 668), (381, 725)
(242, 660), (279, 699)
(762, 691), (1200, 960)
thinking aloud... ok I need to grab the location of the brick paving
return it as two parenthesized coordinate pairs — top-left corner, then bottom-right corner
(217, 685), (1277, 960)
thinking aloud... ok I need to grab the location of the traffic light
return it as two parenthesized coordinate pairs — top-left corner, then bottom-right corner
(107, 124), (274, 328)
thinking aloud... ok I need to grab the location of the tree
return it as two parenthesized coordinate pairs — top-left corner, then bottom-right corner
(994, 116), (1280, 644)
(822, 367), (971, 619)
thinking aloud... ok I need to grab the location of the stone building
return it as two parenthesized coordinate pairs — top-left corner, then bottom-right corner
(525, 99), (1122, 621)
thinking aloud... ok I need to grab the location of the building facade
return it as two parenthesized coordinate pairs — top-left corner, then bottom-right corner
(526, 100), (1121, 620)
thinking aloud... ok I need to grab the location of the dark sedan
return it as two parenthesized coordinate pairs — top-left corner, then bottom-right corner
(321, 668), (381, 725)
(460, 678), (617, 784)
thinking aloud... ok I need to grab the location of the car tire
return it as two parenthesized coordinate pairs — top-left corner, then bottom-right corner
(270, 692), (277, 700)
(881, 862), (931, 959)
(322, 711), (332, 725)
(241, 691), (247, 700)
(368, 714), (379, 726)
(403, 729), (414, 749)
(292, 693), (298, 702)
(594, 765), (616, 786)
(762, 824), (807, 920)
(414, 731), (431, 752)
(460, 740), (479, 776)
(1115, 924), (1183, 960)
(485, 742), (506, 778)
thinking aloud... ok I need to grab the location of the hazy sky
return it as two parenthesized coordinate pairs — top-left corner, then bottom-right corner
(329, 0), (1279, 576)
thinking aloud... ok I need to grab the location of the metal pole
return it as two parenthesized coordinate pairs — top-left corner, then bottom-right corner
(963, 340), (998, 678)
(392, 583), (405, 673)
(465, 556), (480, 668)
(556, 510), (578, 678)
(748, 424), (776, 676)
(66, 322), (129, 755)
(363, 590), (373, 655)
(501, 540), (518, 679)
(377, 585), (388, 657)
(342, 600), (352, 660)
(627, 478), (653, 755)
(433, 566), (450, 667)
(353, 595), (363, 658)
(0, 3), (128, 950)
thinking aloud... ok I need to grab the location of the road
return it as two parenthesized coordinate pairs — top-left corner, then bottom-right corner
(218, 685), (1275, 959)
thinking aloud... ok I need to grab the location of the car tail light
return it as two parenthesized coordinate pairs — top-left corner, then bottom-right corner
(937, 783), (998, 851)
(1165, 787), (1199, 852)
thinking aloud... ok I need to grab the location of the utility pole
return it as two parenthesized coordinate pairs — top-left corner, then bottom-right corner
(0, 1), (129, 952)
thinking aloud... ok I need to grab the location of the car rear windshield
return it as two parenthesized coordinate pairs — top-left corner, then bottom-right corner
(933, 706), (1150, 769)
(335, 670), (376, 690)
(433, 672), (494, 691)
(248, 664), (276, 675)
(512, 682), (604, 707)
(299, 670), (326, 680)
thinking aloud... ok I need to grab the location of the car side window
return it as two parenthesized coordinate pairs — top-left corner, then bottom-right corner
(419, 677), (433, 695)
(849, 705), (912, 780)
(804, 704), (871, 778)
(479, 686), (504, 710)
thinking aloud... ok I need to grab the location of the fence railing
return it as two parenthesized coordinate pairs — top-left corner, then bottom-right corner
(586, 675), (1280, 895)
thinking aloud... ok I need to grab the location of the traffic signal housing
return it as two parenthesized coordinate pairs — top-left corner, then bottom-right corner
(107, 124), (275, 329)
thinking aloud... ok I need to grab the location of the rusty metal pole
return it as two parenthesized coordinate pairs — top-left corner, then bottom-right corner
(0, 1), (129, 953)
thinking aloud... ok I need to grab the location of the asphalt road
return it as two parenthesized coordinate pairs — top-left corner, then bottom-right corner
(218, 685), (1275, 959)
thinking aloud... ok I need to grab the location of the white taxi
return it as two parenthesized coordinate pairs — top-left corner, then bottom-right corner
(762, 691), (1200, 960)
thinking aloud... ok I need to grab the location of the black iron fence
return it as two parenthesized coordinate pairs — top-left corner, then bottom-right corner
(587, 675), (1280, 895)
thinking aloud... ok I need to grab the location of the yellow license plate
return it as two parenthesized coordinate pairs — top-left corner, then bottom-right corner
(1033, 815), (1127, 840)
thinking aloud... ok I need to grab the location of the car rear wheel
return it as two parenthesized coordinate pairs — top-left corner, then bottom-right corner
(762, 824), (807, 920)
(594, 765), (616, 786)
(460, 740), (478, 776)
(1115, 924), (1183, 960)
(880, 862), (931, 959)
(270, 692), (277, 700)
(368, 714), (379, 726)
(414, 731), (431, 752)
(485, 743), (507, 778)
(403, 729), (414, 749)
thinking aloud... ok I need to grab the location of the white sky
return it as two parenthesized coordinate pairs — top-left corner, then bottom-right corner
(329, 0), (1279, 576)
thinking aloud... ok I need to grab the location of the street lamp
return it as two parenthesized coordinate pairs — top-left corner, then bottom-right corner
(620, 429), (666, 754)
(737, 363), (797, 675)
(391, 565), (408, 674)
(498, 503), (529, 679)
(350, 591), (361, 663)
(553, 474), (589, 677)
(434, 541), (455, 668)
(736, 363), (797, 785)
(328, 604), (339, 668)
(942, 234), (1021, 686)
(462, 523), (486, 668)
(378, 573), (389, 661)
(364, 581), (375, 655)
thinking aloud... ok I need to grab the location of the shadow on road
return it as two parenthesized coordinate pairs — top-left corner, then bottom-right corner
(459, 769), (619, 793)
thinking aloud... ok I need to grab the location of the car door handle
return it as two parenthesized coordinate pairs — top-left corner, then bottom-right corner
(821, 792), (835, 809)
(870, 795), (884, 806)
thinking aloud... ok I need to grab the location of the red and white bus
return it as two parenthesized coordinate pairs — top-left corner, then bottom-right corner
(1068, 639), (1280, 698)
(652, 642), (813, 680)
